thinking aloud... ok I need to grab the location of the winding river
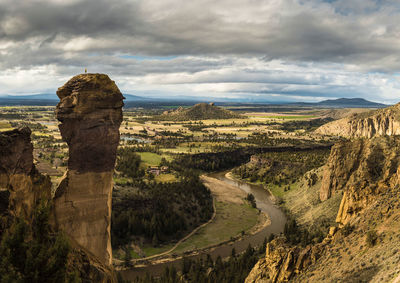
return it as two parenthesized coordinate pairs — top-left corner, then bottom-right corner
(120, 171), (286, 280)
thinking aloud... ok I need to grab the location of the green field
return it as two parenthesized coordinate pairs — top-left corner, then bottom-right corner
(0, 121), (12, 131)
(137, 152), (172, 166)
(174, 202), (259, 253)
(141, 244), (175, 257)
(155, 173), (177, 183)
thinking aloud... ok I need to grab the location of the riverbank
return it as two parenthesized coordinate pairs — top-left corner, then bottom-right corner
(115, 173), (268, 269)
(224, 171), (278, 204)
(119, 172), (286, 279)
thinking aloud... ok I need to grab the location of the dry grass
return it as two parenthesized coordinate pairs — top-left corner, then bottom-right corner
(200, 175), (246, 204)
(283, 167), (342, 229)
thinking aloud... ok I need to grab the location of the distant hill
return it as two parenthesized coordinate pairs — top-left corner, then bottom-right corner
(158, 103), (241, 121)
(123, 94), (151, 101)
(294, 98), (387, 108)
(317, 98), (386, 108)
(0, 94), (58, 106)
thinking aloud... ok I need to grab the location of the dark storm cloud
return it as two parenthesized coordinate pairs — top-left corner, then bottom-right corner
(0, 0), (399, 70)
(0, 0), (139, 40)
(0, 0), (399, 102)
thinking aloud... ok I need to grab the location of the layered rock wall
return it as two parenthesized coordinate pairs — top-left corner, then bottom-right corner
(315, 103), (400, 138)
(0, 127), (51, 218)
(319, 136), (400, 225)
(245, 237), (324, 283)
(52, 74), (124, 265)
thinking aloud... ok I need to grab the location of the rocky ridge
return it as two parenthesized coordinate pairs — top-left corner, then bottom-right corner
(52, 73), (124, 266)
(315, 102), (400, 138)
(247, 103), (400, 282)
(320, 136), (400, 226)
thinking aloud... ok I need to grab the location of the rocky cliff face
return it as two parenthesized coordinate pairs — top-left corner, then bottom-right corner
(245, 237), (326, 283)
(320, 136), (400, 225)
(52, 73), (124, 265)
(247, 134), (400, 282)
(0, 127), (51, 218)
(315, 103), (400, 138)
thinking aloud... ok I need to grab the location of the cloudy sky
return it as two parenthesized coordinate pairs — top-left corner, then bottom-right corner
(0, 0), (399, 103)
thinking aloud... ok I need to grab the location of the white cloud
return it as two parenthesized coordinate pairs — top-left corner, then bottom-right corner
(0, 0), (399, 103)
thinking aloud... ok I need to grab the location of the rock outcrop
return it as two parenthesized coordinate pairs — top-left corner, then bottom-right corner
(52, 74), (124, 265)
(320, 136), (400, 225)
(247, 103), (400, 283)
(0, 127), (51, 218)
(245, 237), (324, 283)
(315, 103), (400, 138)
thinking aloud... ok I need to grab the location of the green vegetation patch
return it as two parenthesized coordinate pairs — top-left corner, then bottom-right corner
(111, 176), (213, 249)
(155, 173), (177, 183)
(174, 202), (259, 253)
(137, 152), (172, 166)
(0, 121), (11, 129)
(233, 149), (330, 186)
(141, 244), (175, 257)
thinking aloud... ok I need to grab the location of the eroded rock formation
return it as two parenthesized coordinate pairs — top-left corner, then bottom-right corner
(247, 102), (400, 282)
(245, 237), (324, 283)
(315, 103), (400, 138)
(0, 127), (51, 218)
(320, 136), (400, 225)
(52, 73), (124, 265)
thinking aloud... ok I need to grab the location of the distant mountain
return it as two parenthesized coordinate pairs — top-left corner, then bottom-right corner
(0, 94), (58, 100)
(123, 94), (152, 101)
(158, 102), (241, 120)
(0, 94), (58, 106)
(0, 93), (151, 106)
(317, 98), (387, 108)
(294, 98), (387, 108)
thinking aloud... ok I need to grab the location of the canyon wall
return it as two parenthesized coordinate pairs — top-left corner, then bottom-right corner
(247, 101), (400, 282)
(0, 127), (51, 218)
(247, 135), (400, 282)
(52, 73), (124, 265)
(320, 136), (400, 225)
(245, 237), (325, 283)
(315, 103), (400, 138)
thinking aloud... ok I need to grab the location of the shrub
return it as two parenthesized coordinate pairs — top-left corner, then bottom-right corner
(366, 230), (378, 247)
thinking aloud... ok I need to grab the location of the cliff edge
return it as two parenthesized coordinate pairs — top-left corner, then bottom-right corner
(315, 103), (400, 138)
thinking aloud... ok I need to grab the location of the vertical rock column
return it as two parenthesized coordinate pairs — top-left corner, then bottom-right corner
(53, 74), (124, 265)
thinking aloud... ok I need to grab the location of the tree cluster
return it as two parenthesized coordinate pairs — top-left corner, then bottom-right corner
(132, 241), (270, 283)
(111, 176), (213, 248)
(233, 149), (329, 185)
(0, 202), (79, 282)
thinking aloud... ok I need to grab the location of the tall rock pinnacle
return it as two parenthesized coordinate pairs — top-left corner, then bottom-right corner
(53, 74), (124, 265)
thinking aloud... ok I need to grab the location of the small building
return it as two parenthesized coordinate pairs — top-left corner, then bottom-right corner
(147, 166), (161, 176)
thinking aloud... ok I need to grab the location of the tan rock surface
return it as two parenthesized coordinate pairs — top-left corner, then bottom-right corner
(0, 127), (51, 218)
(52, 73), (124, 265)
(247, 134), (400, 282)
(315, 103), (400, 138)
(319, 136), (400, 225)
(245, 237), (323, 283)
